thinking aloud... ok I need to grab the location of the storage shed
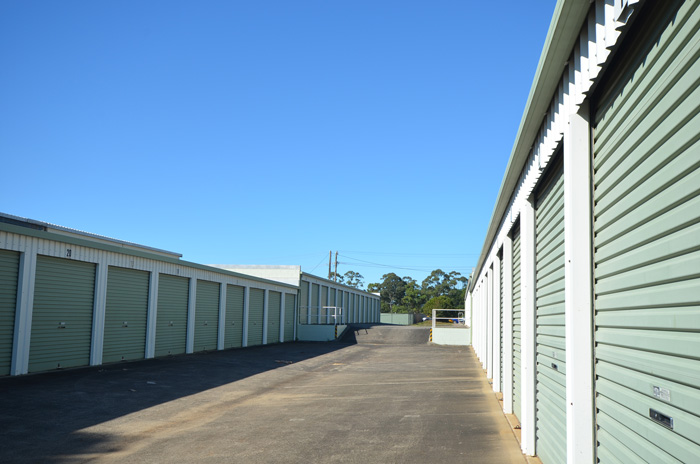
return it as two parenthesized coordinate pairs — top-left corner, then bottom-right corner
(467, 0), (699, 462)
(0, 213), (298, 376)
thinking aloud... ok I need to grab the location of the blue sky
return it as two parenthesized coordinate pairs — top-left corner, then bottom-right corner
(1, 1), (556, 288)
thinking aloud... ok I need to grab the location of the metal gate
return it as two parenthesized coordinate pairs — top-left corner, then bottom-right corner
(194, 280), (219, 352)
(247, 288), (264, 346)
(225, 284), (244, 348)
(103, 266), (149, 363)
(512, 224), (522, 421)
(593, 1), (700, 462)
(155, 274), (189, 357)
(267, 291), (281, 344)
(534, 157), (566, 464)
(29, 255), (96, 372)
(0, 250), (19, 375)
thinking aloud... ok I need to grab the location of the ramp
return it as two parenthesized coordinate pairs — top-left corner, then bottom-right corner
(341, 323), (430, 345)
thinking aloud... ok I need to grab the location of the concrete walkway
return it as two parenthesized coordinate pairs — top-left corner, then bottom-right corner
(0, 327), (525, 463)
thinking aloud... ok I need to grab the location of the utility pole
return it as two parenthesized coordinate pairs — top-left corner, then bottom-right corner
(328, 250), (332, 280)
(334, 251), (338, 281)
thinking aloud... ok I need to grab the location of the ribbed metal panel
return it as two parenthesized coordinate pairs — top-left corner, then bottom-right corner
(311, 283), (319, 323)
(155, 274), (189, 357)
(321, 286), (329, 321)
(500, 252), (504, 393)
(29, 255), (95, 372)
(300, 281), (308, 323)
(247, 288), (264, 346)
(534, 159), (566, 464)
(267, 291), (281, 344)
(103, 266), (149, 363)
(194, 280), (219, 352)
(593, 1), (700, 462)
(284, 293), (295, 341)
(512, 226), (522, 421)
(0, 249), (19, 376)
(225, 285), (244, 348)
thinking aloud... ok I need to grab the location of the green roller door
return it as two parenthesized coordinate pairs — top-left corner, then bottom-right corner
(512, 224), (522, 421)
(593, 1), (700, 462)
(300, 281), (308, 323)
(0, 250), (20, 376)
(311, 283), (319, 324)
(284, 293), (295, 341)
(225, 285), (244, 348)
(29, 256), (95, 372)
(346, 293), (351, 323)
(248, 288), (264, 346)
(103, 266), (149, 364)
(267, 291), (281, 344)
(534, 157), (566, 464)
(155, 274), (189, 357)
(194, 280), (219, 352)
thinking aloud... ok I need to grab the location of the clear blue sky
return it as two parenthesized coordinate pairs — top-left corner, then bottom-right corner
(1, 1), (556, 288)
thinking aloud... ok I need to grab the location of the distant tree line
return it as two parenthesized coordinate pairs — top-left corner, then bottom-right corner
(366, 269), (468, 315)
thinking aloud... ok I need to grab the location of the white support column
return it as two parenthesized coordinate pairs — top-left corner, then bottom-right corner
(486, 268), (493, 378)
(493, 255), (502, 393)
(145, 271), (159, 359)
(565, 102), (594, 464)
(242, 286), (250, 347)
(186, 278), (197, 354)
(279, 291), (285, 342)
(262, 289), (269, 344)
(11, 250), (37, 375)
(90, 261), (109, 366)
(293, 292), (298, 341)
(502, 234), (514, 414)
(218, 283), (227, 350)
(520, 197), (537, 456)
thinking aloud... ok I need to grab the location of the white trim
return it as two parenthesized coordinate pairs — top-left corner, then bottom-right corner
(217, 283), (226, 350)
(520, 198), (537, 456)
(186, 278), (196, 354)
(90, 261), (108, 366)
(11, 250), (37, 375)
(564, 102), (595, 464)
(145, 271), (159, 359)
(262, 289), (269, 344)
(242, 286), (250, 347)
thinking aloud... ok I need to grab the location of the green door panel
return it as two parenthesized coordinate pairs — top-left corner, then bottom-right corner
(284, 293), (295, 342)
(0, 250), (20, 376)
(29, 256), (95, 372)
(194, 280), (219, 352)
(103, 266), (149, 363)
(512, 226), (522, 422)
(247, 288), (264, 346)
(155, 274), (189, 357)
(535, 158), (566, 464)
(225, 285), (244, 348)
(267, 291), (281, 344)
(593, 1), (700, 462)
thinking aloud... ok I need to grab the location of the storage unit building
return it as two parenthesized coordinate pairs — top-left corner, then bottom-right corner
(467, 1), (700, 462)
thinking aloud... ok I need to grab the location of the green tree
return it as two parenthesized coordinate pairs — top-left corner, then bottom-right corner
(342, 270), (365, 289)
(368, 273), (406, 312)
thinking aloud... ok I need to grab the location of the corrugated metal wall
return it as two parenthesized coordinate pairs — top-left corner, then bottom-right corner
(300, 280), (308, 323)
(103, 266), (149, 363)
(225, 284), (244, 348)
(247, 288), (264, 346)
(29, 256), (95, 372)
(500, 250), (504, 393)
(593, 1), (700, 462)
(155, 274), (189, 357)
(311, 283), (319, 324)
(267, 291), (281, 344)
(284, 293), (295, 341)
(0, 249), (19, 376)
(194, 280), (220, 352)
(512, 225), (522, 421)
(534, 158), (566, 464)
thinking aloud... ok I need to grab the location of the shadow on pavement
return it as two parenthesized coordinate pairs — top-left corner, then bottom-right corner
(0, 342), (349, 463)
